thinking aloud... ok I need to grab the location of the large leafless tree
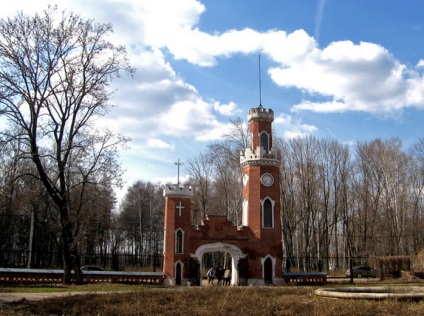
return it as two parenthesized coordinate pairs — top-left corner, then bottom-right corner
(0, 7), (133, 284)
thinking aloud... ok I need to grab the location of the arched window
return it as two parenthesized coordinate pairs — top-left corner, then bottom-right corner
(175, 229), (184, 254)
(262, 198), (274, 228)
(260, 132), (269, 153)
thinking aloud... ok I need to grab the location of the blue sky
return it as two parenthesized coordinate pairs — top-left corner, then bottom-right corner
(2, 0), (424, 202)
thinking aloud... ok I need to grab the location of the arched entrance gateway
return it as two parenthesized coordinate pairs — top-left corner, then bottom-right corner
(193, 243), (246, 286)
(163, 105), (283, 286)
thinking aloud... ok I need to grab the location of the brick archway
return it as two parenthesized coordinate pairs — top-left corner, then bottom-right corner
(191, 242), (246, 286)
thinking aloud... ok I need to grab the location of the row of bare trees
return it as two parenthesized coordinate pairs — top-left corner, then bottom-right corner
(0, 150), (164, 272)
(184, 119), (424, 270)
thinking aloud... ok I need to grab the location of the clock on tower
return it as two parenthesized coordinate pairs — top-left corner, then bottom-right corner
(261, 173), (274, 187)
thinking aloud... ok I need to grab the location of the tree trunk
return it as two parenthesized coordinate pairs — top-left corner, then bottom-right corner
(61, 209), (83, 284)
(26, 208), (35, 269)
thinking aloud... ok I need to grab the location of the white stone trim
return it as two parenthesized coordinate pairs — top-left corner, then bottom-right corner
(242, 199), (248, 226)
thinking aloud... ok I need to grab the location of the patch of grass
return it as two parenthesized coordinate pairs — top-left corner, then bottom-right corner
(1, 286), (424, 315)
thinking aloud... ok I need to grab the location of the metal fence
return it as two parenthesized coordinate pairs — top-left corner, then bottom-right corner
(0, 250), (163, 272)
(2, 250), (400, 276)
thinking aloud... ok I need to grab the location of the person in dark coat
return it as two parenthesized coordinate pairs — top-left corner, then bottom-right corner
(216, 267), (224, 285)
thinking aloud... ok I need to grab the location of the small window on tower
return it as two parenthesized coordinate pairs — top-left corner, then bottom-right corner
(263, 199), (273, 228)
(260, 132), (269, 153)
(175, 229), (183, 253)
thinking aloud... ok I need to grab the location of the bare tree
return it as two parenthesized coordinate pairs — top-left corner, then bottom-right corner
(207, 144), (242, 223)
(0, 140), (25, 267)
(317, 138), (351, 269)
(409, 139), (424, 251)
(275, 137), (299, 269)
(0, 7), (133, 284)
(410, 138), (424, 162)
(220, 118), (250, 164)
(352, 139), (413, 256)
(206, 118), (250, 223)
(186, 153), (214, 221)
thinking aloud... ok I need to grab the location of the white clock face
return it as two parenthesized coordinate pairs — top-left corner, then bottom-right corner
(261, 173), (274, 187)
(243, 174), (249, 186)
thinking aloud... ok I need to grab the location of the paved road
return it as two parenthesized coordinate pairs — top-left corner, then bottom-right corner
(0, 292), (94, 304)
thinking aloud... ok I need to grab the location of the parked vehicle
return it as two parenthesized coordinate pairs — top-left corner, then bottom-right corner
(81, 265), (105, 271)
(346, 265), (377, 278)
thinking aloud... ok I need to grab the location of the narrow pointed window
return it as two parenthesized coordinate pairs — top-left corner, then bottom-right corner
(263, 199), (273, 228)
(175, 229), (183, 253)
(260, 132), (269, 152)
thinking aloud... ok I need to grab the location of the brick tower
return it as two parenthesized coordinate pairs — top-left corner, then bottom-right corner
(162, 185), (194, 286)
(240, 105), (283, 284)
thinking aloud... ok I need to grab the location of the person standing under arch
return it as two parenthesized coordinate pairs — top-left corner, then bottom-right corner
(207, 267), (215, 285)
(224, 268), (231, 286)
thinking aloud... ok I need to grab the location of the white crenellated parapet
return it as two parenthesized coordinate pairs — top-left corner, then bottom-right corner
(163, 185), (194, 198)
(240, 146), (280, 167)
(247, 107), (274, 123)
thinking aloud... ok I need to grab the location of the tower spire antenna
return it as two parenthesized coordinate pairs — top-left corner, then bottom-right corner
(259, 51), (263, 108)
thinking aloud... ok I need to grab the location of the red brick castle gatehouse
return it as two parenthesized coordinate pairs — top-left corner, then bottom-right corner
(163, 105), (283, 286)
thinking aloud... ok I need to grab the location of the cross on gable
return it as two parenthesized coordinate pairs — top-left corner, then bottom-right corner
(176, 201), (184, 216)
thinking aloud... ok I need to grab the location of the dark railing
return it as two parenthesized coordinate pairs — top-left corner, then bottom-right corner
(0, 268), (164, 285)
(282, 256), (374, 274)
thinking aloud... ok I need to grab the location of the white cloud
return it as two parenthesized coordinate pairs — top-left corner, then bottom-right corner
(213, 101), (241, 116)
(268, 40), (420, 115)
(292, 100), (348, 113)
(158, 99), (227, 141)
(274, 113), (317, 139)
(264, 30), (317, 65)
(163, 27), (264, 66)
(145, 138), (174, 150)
(406, 75), (424, 106)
